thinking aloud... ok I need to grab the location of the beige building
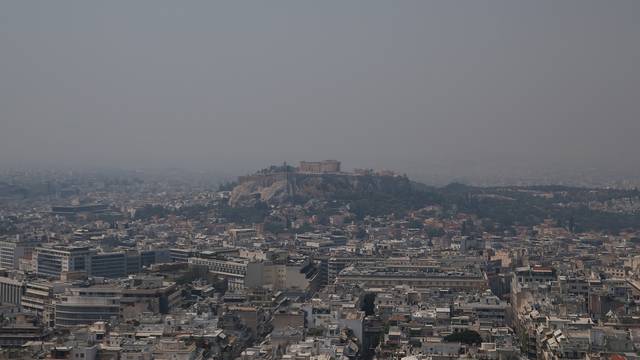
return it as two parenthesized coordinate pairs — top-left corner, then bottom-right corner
(298, 160), (341, 173)
(244, 260), (318, 291)
(228, 228), (257, 244)
(336, 267), (487, 290)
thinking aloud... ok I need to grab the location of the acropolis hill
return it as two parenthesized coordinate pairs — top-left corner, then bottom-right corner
(228, 161), (407, 207)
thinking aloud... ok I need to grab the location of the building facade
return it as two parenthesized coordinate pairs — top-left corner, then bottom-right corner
(298, 160), (341, 173)
(0, 276), (23, 305)
(33, 246), (92, 279)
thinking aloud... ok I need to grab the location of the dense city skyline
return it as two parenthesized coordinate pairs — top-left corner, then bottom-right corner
(3, 2), (640, 359)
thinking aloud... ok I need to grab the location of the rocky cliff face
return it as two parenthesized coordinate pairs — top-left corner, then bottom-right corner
(229, 174), (289, 207)
(228, 173), (412, 207)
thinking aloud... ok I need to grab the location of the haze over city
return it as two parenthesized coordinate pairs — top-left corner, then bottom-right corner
(1, 1), (639, 185)
(6, 2), (640, 360)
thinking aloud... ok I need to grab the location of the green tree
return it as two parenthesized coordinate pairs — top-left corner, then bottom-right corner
(444, 330), (482, 345)
(355, 228), (368, 240)
(264, 221), (286, 234)
(294, 222), (314, 234)
(361, 293), (376, 316)
(408, 219), (423, 229)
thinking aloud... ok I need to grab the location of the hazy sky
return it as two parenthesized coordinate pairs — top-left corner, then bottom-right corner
(1, 1), (639, 182)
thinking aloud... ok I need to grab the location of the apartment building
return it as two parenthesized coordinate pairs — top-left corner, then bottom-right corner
(33, 246), (92, 279)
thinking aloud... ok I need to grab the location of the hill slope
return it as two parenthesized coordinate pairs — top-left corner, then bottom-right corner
(229, 172), (419, 207)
